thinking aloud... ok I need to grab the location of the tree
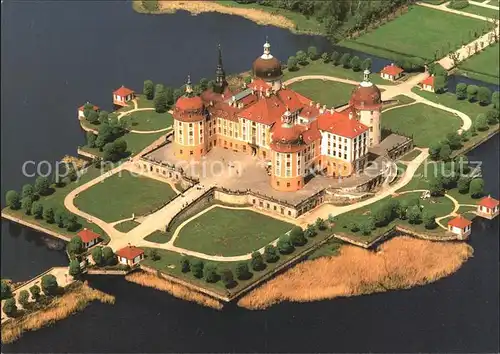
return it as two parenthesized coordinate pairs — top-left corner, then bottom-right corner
(66, 214), (78, 231)
(250, 252), (265, 271)
(469, 178), (485, 198)
(308, 46), (318, 60)
(180, 257), (190, 273)
(69, 259), (82, 278)
(407, 205), (422, 224)
(304, 223), (317, 237)
(296, 50), (307, 65)
(397, 199), (410, 220)
(21, 197), (33, 215)
(429, 142), (441, 160)
(29, 284), (41, 301)
(98, 110), (109, 125)
(263, 245), (279, 263)
(446, 131), (462, 150)
(21, 184), (35, 200)
(83, 102), (94, 118)
(173, 88), (183, 102)
(439, 143), (452, 161)
(486, 109), (499, 125)
(87, 110), (99, 124)
(456, 83), (467, 100)
(475, 113), (489, 131)
(1, 280), (12, 300)
(315, 217), (326, 230)
(191, 259), (204, 278)
(6, 190), (21, 210)
(434, 75), (447, 94)
(220, 269), (235, 288)
(143, 80), (154, 100)
(287, 56), (298, 71)
(102, 247), (116, 265)
(235, 262), (251, 280)
(350, 55), (361, 71)
(154, 90), (167, 113)
(43, 206), (55, 224)
(165, 87), (174, 106)
(339, 53), (351, 68)
(429, 177), (445, 196)
(331, 51), (340, 65)
(18, 289), (30, 308)
(203, 262), (218, 283)
(361, 58), (372, 71)
(147, 249), (160, 261)
(477, 86), (492, 105)
(277, 235), (294, 254)
(92, 246), (103, 266)
(321, 52), (330, 63)
(86, 131), (97, 148)
(31, 201), (43, 219)
(67, 236), (84, 255)
(373, 202), (393, 227)
(3, 298), (17, 317)
(199, 78), (209, 91)
(54, 209), (68, 228)
(349, 222), (359, 232)
(492, 91), (499, 109)
(35, 176), (51, 196)
(467, 85), (478, 102)
(41, 274), (58, 296)
(289, 226), (306, 246)
(359, 219), (373, 235)
(423, 212), (437, 229)
(457, 176), (471, 194)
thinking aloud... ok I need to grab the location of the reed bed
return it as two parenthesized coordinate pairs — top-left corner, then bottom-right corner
(125, 272), (223, 310)
(157, 1), (295, 29)
(238, 237), (473, 310)
(1, 282), (115, 344)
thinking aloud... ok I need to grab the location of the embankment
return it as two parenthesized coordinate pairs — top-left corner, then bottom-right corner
(237, 237), (473, 310)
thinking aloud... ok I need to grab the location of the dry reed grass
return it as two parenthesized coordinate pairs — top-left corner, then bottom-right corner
(156, 1), (295, 29)
(1, 281), (115, 344)
(238, 237), (473, 310)
(125, 272), (223, 310)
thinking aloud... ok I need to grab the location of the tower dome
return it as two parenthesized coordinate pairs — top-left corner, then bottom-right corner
(350, 69), (382, 110)
(252, 40), (283, 82)
(174, 75), (205, 121)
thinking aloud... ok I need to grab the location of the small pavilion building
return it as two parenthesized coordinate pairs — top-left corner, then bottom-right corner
(380, 63), (404, 81)
(420, 75), (435, 92)
(77, 228), (101, 249)
(447, 215), (472, 240)
(78, 103), (100, 119)
(476, 195), (499, 219)
(116, 245), (145, 267)
(113, 86), (135, 107)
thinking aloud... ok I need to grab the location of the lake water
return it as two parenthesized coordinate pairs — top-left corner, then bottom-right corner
(1, 1), (499, 352)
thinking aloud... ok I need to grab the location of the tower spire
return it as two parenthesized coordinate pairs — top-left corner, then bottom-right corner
(214, 44), (227, 94)
(185, 75), (193, 97)
(360, 69), (373, 88)
(262, 37), (271, 58)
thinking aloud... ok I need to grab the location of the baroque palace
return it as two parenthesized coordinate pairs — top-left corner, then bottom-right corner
(172, 41), (384, 192)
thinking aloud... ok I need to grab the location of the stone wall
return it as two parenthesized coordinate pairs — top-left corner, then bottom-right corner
(136, 157), (195, 191)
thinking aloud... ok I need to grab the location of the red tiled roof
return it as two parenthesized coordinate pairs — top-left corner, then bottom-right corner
(381, 64), (404, 76)
(350, 84), (382, 110)
(116, 246), (144, 260)
(448, 215), (472, 229)
(317, 107), (368, 138)
(113, 86), (135, 97)
(78, 104), (99, 112)
(421, 75), (434, 87)
(248, 78), (271, 91)
(77, 229), (100, 243)
(478, 196), (499, 209)
(175, 95), (204, 111)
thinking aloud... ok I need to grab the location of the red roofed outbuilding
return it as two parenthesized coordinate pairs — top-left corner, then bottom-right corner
(113, 86), (135, 106)
(420, 75), (435, 92)
(477, 195), (499, 219)
(77, 228), (102, 249)
(116, 245), (145, 267)
(78, 103), (100, 119)
(447, 215), (472, 239)
(380, 63), (404, 81)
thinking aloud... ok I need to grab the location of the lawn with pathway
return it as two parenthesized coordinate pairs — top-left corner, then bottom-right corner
(455, 4), (499, 18)
(173, 206), (294, 256)
(122, 110), (173, 132)
(382, 103), (462, 147)
(458, 43), (499, 85)
(114, 220), (140, 232)
(288, 80), (356, 108)
(340, 6), (489, 61)
(74, 171), (177, 223)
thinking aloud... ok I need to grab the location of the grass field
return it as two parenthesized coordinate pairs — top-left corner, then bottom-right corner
(456, 4), (499, 18)
(458, 43), (500, 84)
(114, 220), (140, 232)
(74, 171), (177, 222)
(122, 110), (173, 131)
(288, 80), (356, 108)
(382, 103), (462, 147)
(340, 6), (488, 61)
(144, 230), (173, 243)
(173, 206), (294, 256)
(400, 149), (422, 162)
(283, 60), (392, 85)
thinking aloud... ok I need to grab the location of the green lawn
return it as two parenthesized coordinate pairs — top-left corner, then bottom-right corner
(400, 149), (422, 162)
(122, 110), (173, 131)
(456, 4), (499, 18)
(488, 0), (499, 6)
(74, 171), (177, 222)
(458, 43), (499, 85)
(283, 60), (392, 85)
(144, 230), (173, 243)
(340, 6), (489, 61)
(114, 220), (140, 232)
(288, 80), (356, 108)
(382, 103), (462, 147)
(135, 94), (155, 109)
(122, 131), (167, 156)
(173, 206), (294, 256)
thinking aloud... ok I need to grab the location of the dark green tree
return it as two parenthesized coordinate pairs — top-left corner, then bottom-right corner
(339, 53), (351, 68)
(305, 223), (317, 237)
(191, 259), (204, 278)
(289, 226), (306, 246)
(423, 212), (437, 229)
(67, 236), (84, 256)
(486, 109), (499, 125)
(315, 217), (326, 230)
(29, 284), (41, 300)
(154, 89), (168, 113)
(54, 209), (68, 228)
(6, 190), (21, 210)
(331, 51), (340, 65)
(277, 235), (294, 254)
(173, 88), (183, 102)
(439, 143), (452, 161)
(477, 86), (492, 105)
(359, 219), (372, 235)
(34, 176), (51, 196)
(235, 262), (251, 280)
(86, 131), (97, 148)
(263, 245), (279, 263)
(199, 78), (209, 91)
(287, 56), (298, 71)
(475, 113), (489, 131)
(407, 205), (422, 224)
(66, 214), (78, 231)
(43, 207), (55, 224)
(469, 178), (485, 198)
(429, 142), (441, 160)
(434, 75), (447, 94)
(69, 259), (82, 278)
(18, 290), (30, 308)
(165, 87), (174, 106)
(21, 197), (33, 215)
(307, 46), (318, 60)
(295, 50), (307, 65)
(446, 131), (462, 150)
(21, 184), (35, 200)
(147, 249), (160, 261)
(1, 280), (12, 300)
(350, 55), (361, 71)
(98, 110), (109, 125)
(92, 246), (103, 266)
(87, 110), (99, 124)
(143, 80), (154, 100)
(180, 257), (190, 273)
(492, 91), (499, 109)
(102, 247), (116, 265)
(41, 274), (58, 296)
(361, 58), (372, 71)
(321, 52), (330, 63)
(3, 298), (17, 317)
(349, 222), (360, 232)
(250, 251), (265, 271)
(220, 269), (235, 288)
(457, 176), (471, 194)
(429, 177), (445, 196)
(456, 83), (467, 100)
(31, 201), (43, 219)
(467, 85), (478, 102)
(203, 262), (218, 283)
